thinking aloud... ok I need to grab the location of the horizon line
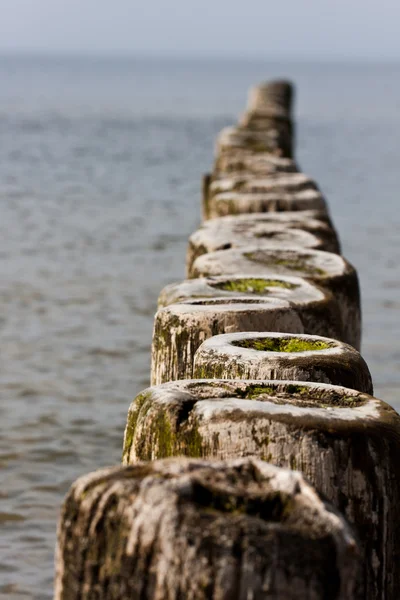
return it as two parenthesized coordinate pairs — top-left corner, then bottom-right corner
(0, 48), (400, 65)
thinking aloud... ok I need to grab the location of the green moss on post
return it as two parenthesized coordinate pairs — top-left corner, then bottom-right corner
(232, 336), (331, 353)
(193, 332), (372, 394)
(243, 251), (327, 276)
(213, 277), (298, 293)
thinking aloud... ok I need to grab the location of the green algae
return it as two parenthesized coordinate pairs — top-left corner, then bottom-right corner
(232, 337), (332, 353)
(188, 380), (365, 408)
(285, 384), (312, 395)
(243, 252), (326, 277)
(286, 386), (363, 407)
(154, 412), (174, 458)
(179, 424), (205, 457)
(273, 257), (326, 276)
(123, 399), (209, 462)
(212, 277), (297, 294)
(193, 362), (228, 380)
(241, 383), (364, 408)
(122, 392), (152, 463)
(245, 385), (276, 399)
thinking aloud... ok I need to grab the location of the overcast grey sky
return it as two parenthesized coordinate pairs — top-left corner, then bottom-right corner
(1, 0), (400, 61)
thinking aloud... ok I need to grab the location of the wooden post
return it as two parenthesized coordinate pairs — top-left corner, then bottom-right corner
(191, 247), (361, 349)
(209, 172), (317, 196)
(204, 189), (327, 219)
(241, 81), (294, 140)
(55, 457), (360, 600)
(201, 172), (211, 222)
(151, 297), (305, 385)
(187, 211), (340, 276)
(214, 151), (298, 177)
(193, 332), (373, 394)
(123, 379), (400, 599)
(240, 110), (293, 132)
(215, 125), (293, 159)
(203, 170), (327, 219)
(247, 80), (294, 116)
(188, 227), (334, 273)
(157, 274), (345, 342)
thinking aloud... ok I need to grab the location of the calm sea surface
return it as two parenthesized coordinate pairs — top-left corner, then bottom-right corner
(1, 56), (400, 598)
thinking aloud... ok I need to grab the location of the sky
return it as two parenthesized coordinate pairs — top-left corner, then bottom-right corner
(1, 0), (400, 61)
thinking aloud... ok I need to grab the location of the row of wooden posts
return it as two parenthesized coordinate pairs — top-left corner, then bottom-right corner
(54, 81), (400, 599)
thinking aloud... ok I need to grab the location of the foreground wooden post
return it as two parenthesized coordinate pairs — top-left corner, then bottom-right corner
(123, 379), (400, 599)
(187, 211), (340, 275)
(55, 457), (360, 600)
(157, 274), (345, 342)
(191, 247), (361, 349)
(193, 332), (373, 394)
(151, 297), (305, 384)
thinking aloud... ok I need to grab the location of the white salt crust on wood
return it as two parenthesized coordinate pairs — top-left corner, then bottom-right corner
(193, 331), (373, 394)
(191, 247), (361, 350)
(151, 297), (306, 385)
(187, 212), (340, 275)
(157, 275), (345, 342)
(123, 379), (400, 599)
(55, 458), (360, 600)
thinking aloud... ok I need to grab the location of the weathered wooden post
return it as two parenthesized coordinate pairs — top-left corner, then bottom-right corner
(209, 172), (317, 197)
(187, 211), (340, 275)
(204, 188), (328, 219)
(55, 457), (360, 600)
(239, 80), (294, 152)
(123, 379), (400, 598)
(203, 170), (327, 219)
(246, 79), (294, 116)
(151, 297), (305, 384)
(213, 151), (297, 176)
(157, 274), (345, 342)
(191, 247), (361, 349)
(193, 332), (373, 393)
(215, 124), (293, 160)
(189, 226), (333, 270)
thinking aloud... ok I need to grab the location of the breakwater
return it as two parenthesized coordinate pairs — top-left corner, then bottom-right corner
(54, 80), (400, 599)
